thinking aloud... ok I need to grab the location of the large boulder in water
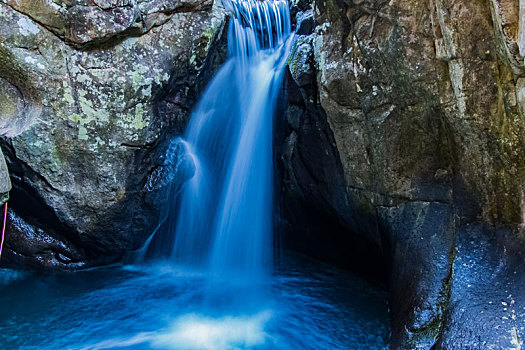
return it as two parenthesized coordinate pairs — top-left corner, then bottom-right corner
(0, 0), (227, 269)
(281, 0), (525, 348)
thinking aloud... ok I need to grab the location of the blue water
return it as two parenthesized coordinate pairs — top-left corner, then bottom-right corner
(164, 0), (293, 284)
(0, 2), (392, 349)
(0, 255), (390, 349)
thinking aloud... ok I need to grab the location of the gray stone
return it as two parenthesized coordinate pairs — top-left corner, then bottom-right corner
(282, 0), (525, 347)
(0, 0), (227, 269)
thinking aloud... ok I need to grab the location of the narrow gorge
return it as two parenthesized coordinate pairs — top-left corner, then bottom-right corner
(0, 0), (524, 349)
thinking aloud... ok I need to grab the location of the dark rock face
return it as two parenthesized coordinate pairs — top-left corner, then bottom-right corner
(0, 0), (227, 269)
(281, 0), (525, 348)
(378, 202), (455, 348)
(437, 224), (525, 349)
(279, 27), (388, 281)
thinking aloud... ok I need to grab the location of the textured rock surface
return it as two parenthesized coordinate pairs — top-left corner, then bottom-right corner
(0, 0), (227, 269)
(0, 147), (11, 202)
(1, 0), (524, 347)
(282, 0), (525, 348)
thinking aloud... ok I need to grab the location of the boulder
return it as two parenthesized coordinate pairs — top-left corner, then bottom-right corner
(0, 0), (227, 269)
(282, 0), (525, 347)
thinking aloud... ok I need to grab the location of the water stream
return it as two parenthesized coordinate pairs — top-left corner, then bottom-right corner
(168, 0), (293, 284)
(0, 2), (392, 348)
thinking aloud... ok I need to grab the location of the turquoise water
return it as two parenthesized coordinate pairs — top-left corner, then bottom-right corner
(0, 255), (390, 349)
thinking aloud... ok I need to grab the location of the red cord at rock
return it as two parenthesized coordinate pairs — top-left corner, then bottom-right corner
(0, 202), (7, 260)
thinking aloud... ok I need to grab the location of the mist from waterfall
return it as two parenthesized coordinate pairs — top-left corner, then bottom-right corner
(169, 0), (293, 283)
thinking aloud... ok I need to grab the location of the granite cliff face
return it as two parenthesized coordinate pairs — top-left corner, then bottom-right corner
(282, 0), (525, 348)
(0, 0), (227, 268)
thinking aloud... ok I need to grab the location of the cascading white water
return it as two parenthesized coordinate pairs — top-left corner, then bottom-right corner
(170, 0), (293, 283)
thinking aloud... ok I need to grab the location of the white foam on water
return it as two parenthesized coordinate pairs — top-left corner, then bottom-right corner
(82, 311), (273, 350)
(152, 311), (273, 349)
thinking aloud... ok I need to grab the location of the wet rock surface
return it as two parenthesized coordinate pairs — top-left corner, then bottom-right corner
(437, 224), (525, 349)
(281, 0), (525, 348)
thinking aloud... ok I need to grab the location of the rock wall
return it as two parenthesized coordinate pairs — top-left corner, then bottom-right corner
(283, 0), (525, 348)
(1, 0), (524, 347)
(0, 0), (227, 269)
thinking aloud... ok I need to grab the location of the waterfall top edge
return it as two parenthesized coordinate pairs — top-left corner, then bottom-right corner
(223, 0), (291, 52)
(220, 0), (290, 14)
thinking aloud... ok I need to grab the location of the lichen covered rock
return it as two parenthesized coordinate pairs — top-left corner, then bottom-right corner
(0, 0), (227, 269)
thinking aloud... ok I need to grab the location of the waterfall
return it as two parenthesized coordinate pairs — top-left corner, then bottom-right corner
(169, 0), (293, 283)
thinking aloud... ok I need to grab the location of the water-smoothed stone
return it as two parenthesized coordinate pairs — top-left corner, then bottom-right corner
(295, 9), (315, 35)
(436, 224), (525, 349)
(290, 0), (312, 28)
(1, 211), (85, 270)
(378, 202), (455, 348)
(0, 1), (227, 269)
(0, 147), (10, 203)
(289, 35), (314, 87)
